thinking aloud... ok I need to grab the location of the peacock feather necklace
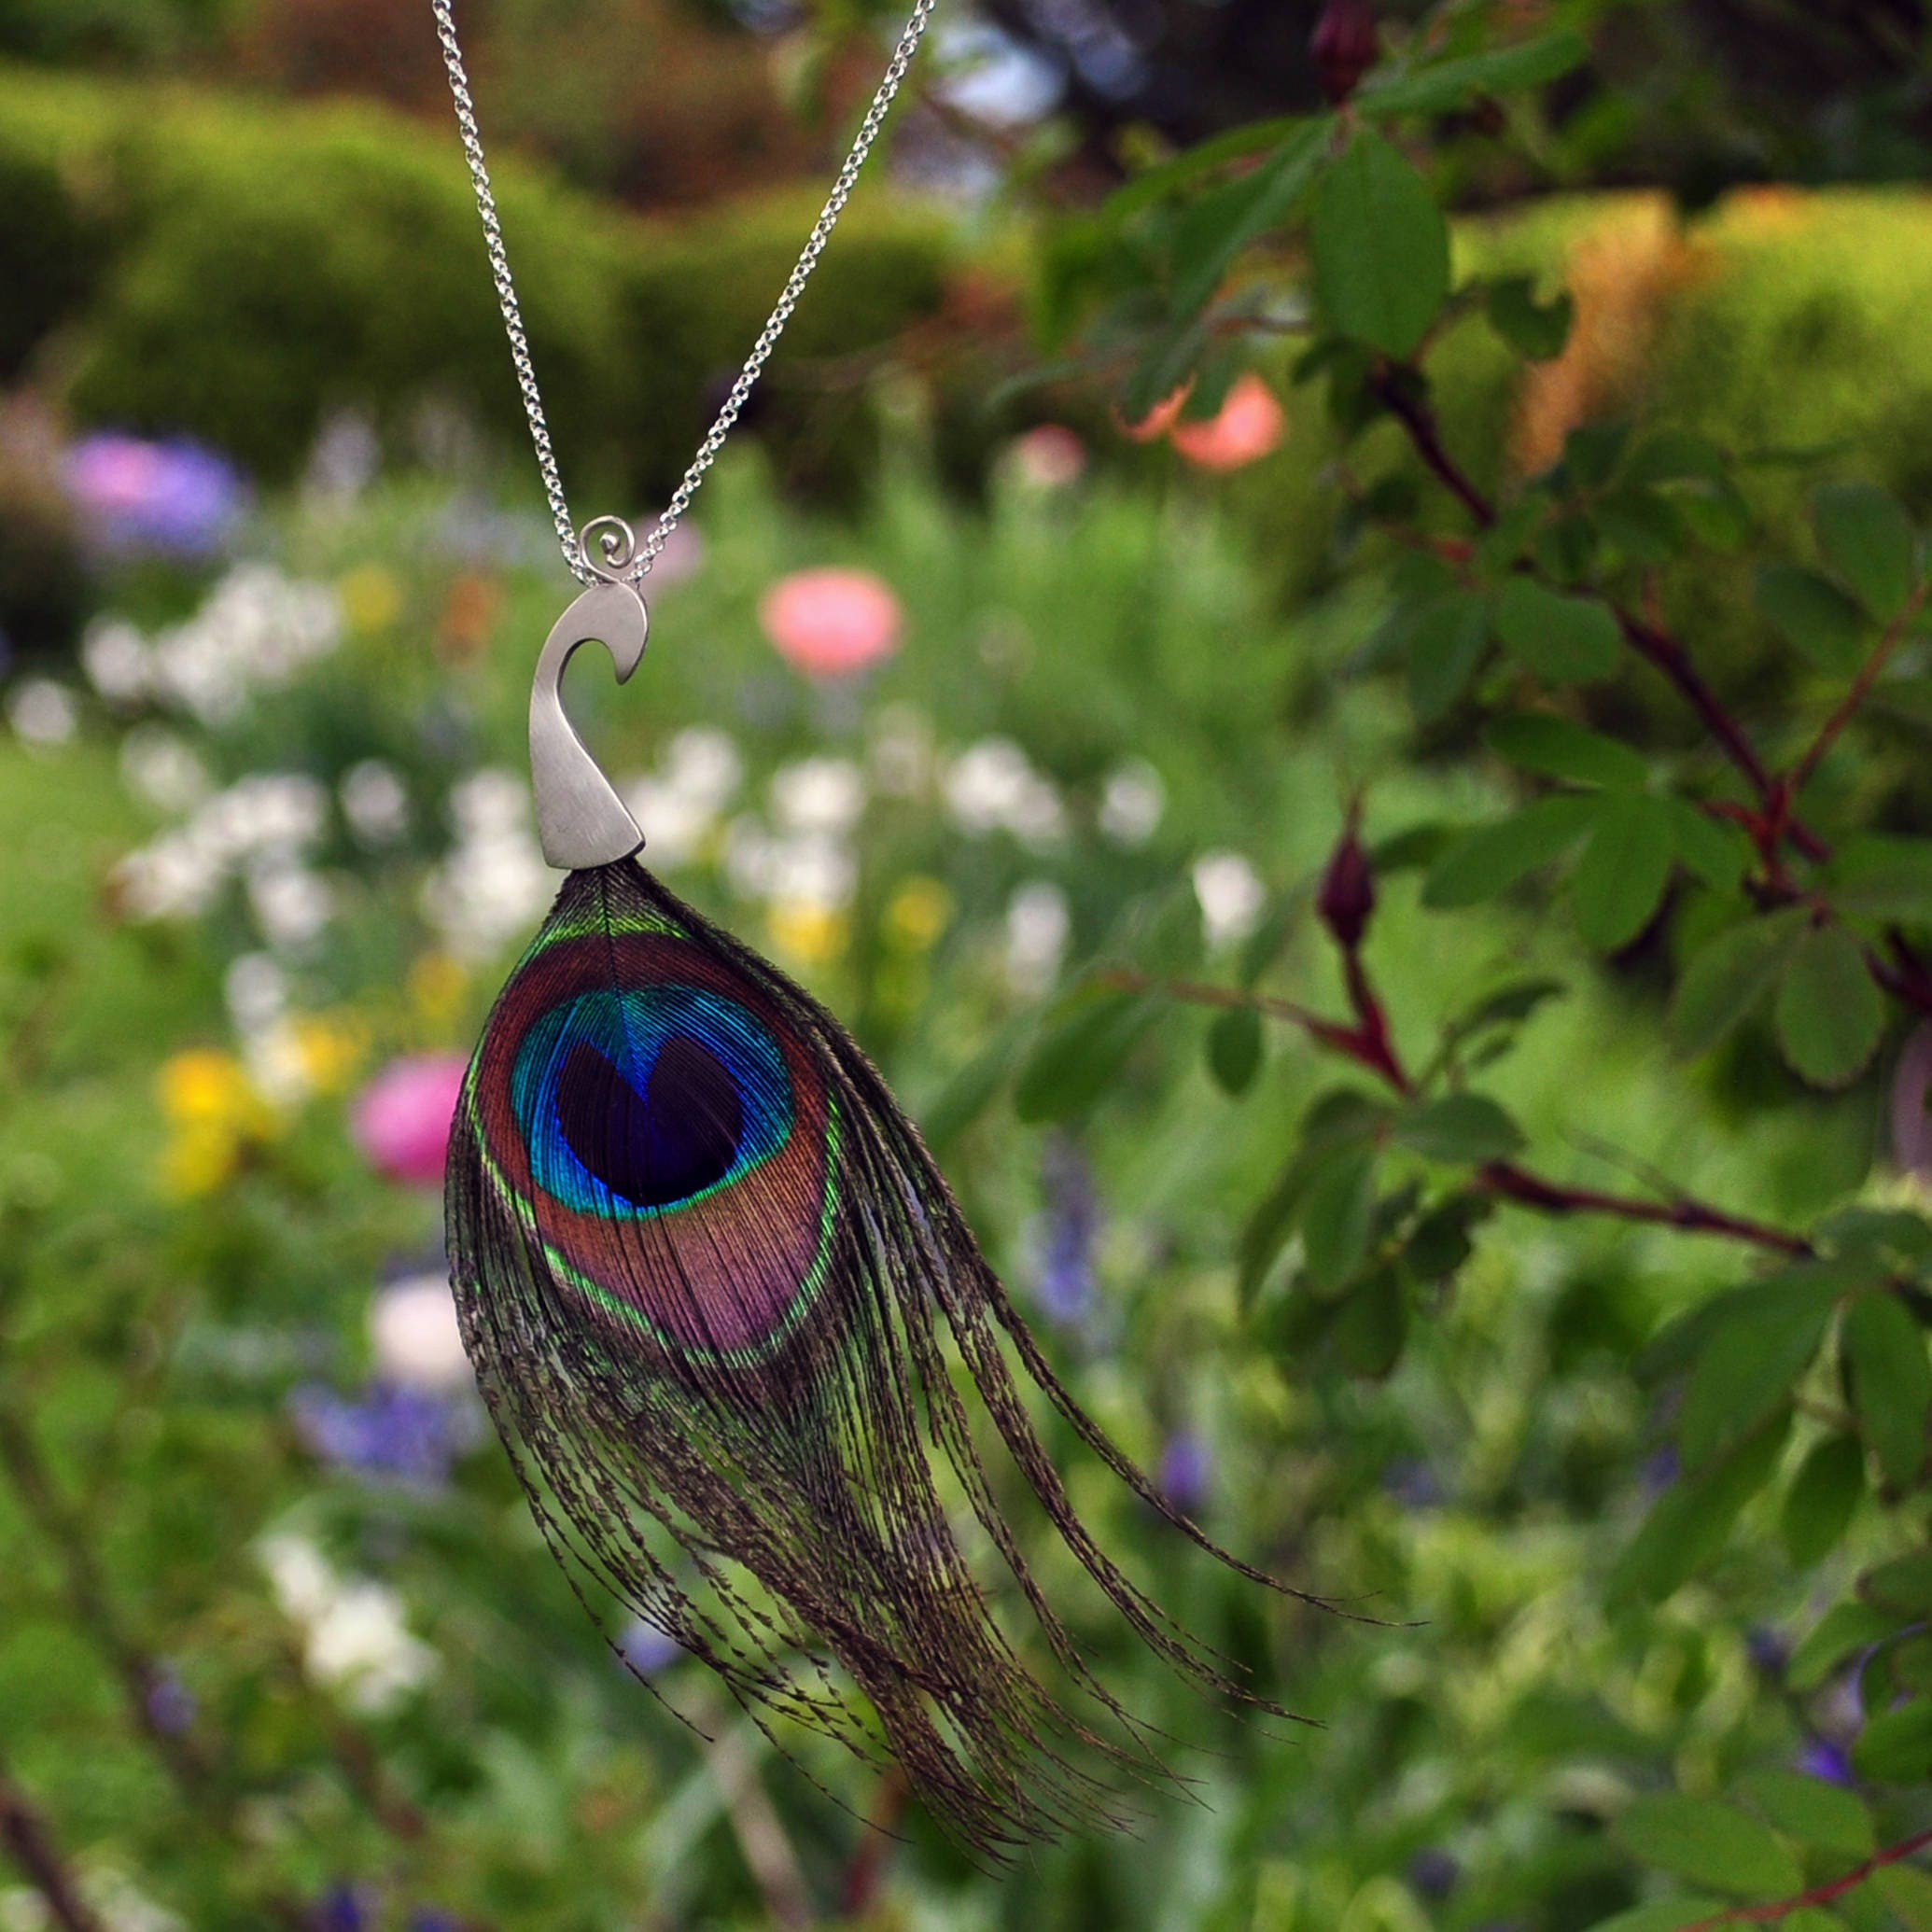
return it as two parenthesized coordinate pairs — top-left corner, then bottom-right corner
(433, 0), (1324, 1855)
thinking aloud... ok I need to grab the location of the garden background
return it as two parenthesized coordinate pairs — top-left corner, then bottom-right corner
(7, 1), (1932, 1927)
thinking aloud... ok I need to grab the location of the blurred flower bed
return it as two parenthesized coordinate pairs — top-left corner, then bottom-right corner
(0, 382), (1885, 1929)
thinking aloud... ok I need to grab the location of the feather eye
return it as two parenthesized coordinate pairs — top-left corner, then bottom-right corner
(447, 860), (1329, 1855)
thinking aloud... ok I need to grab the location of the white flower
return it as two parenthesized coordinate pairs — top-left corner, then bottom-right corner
(341, 759), (411, 846)
(147, 565), (341, 725)
(1193, 852), (1266, 951)
(306, 1581), (438, 1713)
(371, 1275), (471, 1392)
(448, 767), (528, 841)
(944, 738), (1067, 852)
(421, 828), (551, 960)
(663, 725), (741, 813)
(622, 774), (712, 869)
(1099, 760), (1165, 847)
(247, 861), (334, 951)
(771, 833), (856, 912)
(771, 756), (865, 836)
(944, 737), (1033, 833)
(113, 833), (222, 919)
(259, 1531), (435, 1715)
(119, 725), (210, 812)
(225, 953), (287, 1033)
(231, 774), (329, 856)
(1006, 881), (1071, 995)
(81, 618), (151, 704)
(6, 678), (77, 748)
(721, 816), (780, 901)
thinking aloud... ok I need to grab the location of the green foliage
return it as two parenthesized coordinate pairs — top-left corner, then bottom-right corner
(0, 62), (960, 487)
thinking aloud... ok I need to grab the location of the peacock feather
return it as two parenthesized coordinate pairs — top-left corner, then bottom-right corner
(447, 857), (1327, 1855)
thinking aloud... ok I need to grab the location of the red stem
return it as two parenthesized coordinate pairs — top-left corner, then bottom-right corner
(1110, 971), (1811, 1258)
(1677, 1825), (1932, 1929)
(1787, 582), (1929, 799)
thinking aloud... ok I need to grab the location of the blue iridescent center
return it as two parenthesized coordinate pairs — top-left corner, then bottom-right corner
(511, 987), (794, 1216)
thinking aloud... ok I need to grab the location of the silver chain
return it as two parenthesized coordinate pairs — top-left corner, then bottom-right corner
(432, 0), (938, 586)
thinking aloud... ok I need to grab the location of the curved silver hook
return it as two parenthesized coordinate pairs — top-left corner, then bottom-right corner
(529, 581), (649, 869)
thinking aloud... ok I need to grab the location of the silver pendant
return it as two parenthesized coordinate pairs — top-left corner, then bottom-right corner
(528, 519), (649, 871)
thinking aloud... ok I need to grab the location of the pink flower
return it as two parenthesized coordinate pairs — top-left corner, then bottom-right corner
(352, 1054), (468, 1187)
(1169, 374), (1286, 471)
(759, 567), (903, 679)
(1009, 425), (1087, 487)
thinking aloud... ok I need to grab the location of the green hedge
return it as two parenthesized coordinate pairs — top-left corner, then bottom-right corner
(0, 63), (959, 491)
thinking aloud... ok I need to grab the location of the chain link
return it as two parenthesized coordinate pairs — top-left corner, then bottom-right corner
(432, 0), (937, 586)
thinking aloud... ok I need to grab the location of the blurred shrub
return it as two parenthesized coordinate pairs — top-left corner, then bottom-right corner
(0, 62), (962, 494)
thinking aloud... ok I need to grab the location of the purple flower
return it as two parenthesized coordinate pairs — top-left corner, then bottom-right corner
(64, 433), (245, 557)
(408, 1913), (461, 1932)
(313, 1885), (369, 1932)
(1407, 1849), (1460, 1900)
(290, 1381), (472, 1487)
(1158, 1429), (1212, 1514)
(1798, 1737), (1855, 1785)
(1381, 1458), (1442, 1509)
(616, 1617), (683, 1679)
(144, 1664), (197, 1736)
(1033, 1136), (1099, 1328)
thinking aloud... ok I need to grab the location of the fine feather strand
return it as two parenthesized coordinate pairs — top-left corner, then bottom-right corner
(446, 860), (1335, 1855)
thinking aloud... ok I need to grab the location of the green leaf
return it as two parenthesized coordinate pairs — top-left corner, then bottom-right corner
(1814, 480), (1921, 618)
(1780, 1435), (1865, 1569)
(1393, 1093), (1524, 1164)
(1669, 911), (1807, 1058)
(1014, 987), (1158, 1123)
(1207, 1004), (1265, 1096)
(1423, 794), (1596, 909)
(1788, 1602), (1904, 1692)
(1842, 1294), (1932, 1489)
(1493, 577), (1623, 683)
(1613, 1793), (1803, 1897)
(1333, 1261), (1407, 1378)
(1678, 1271), (1841, 1471)
(1583, 1903), (1725, 1932)
(1756, 563), (1867, 675)
(1485, 275), (1575, 361)
(1357, 29), (1590, 118)
(1665, 799), (1752, 893)
(1574, 794), (1675, 951)
(1875, 1866), (1932, 1932)
(1829, 835), (1932, 925)
(1864, 1551), (1932, 1614)
(1169, 119), (1331, 318)
(1774, 922), (1883, 1087)
(1298, 1142), (1380, 1295)
(1487, 712), (1647, 790)
(1404, 590), (1492, 722)
(1736, 1768), (1874, 1858)
(1403, 1195), (1488, 1281)
(1612, 1413), (1789, 1609)
(1309, 130), (1449, 358)
(1852, 1699), (1932, 1783)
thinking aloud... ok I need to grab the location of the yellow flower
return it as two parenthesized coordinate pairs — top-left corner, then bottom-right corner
(885, 875), (952, 952)
(160, 1048), (258, 1125)
(768, 902), (847, 968)
(156, 1049), (275, 1197)
(161, 1125), (239, 1199)
(409, 952), (469, 1031)
(337, 564), (404, 637)
(290, 1013), (369, 1096)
